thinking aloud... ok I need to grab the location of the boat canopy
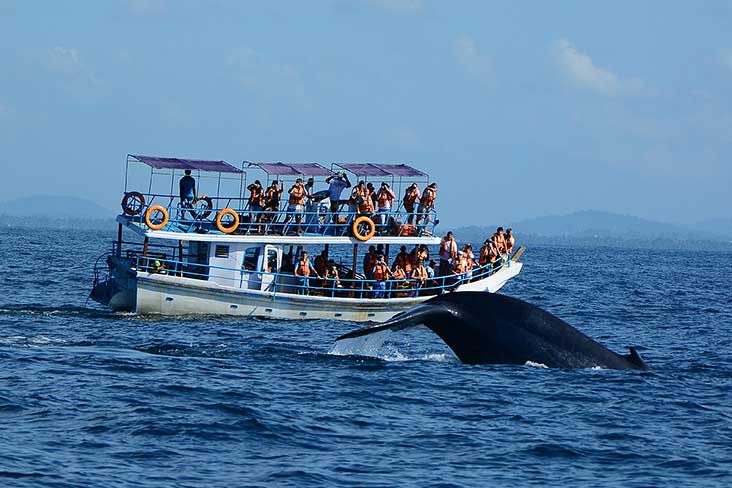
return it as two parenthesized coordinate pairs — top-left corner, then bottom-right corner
(332, 163), (427, 178)
(246, 162), (335, 177)
(130, 154), (243, 174)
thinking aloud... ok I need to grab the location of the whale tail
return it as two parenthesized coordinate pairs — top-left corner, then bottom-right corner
(335, 292), (649, 370)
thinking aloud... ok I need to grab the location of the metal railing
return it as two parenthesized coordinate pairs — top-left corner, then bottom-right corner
(130, 253), (512, 299)
(121, 191), (438, 237)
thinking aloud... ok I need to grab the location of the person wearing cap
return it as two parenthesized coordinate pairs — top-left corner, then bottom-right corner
(179, 169), (197, 218)
(282, 178), (310, 235)
(325, 170), (351, 226)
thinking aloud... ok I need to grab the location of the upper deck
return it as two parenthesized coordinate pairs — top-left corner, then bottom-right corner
(118, 154), (441, 244)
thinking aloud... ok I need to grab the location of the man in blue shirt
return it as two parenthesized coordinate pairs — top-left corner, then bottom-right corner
(325, 170), (351, 225)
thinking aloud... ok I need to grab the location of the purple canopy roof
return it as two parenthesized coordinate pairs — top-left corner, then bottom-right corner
(248, 162), (335, 177)
(130, 155), (243, 174)
(334, 163), (427, 178)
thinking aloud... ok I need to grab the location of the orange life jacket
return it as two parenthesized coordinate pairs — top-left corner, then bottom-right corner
(392, 267), (406, 280)
(403, 187), (419, 207)
(357, 188), (374, 213)
(266, 186), (281, 207)
(364, 253), (377, 274)
(394, 252), (412, 274)
(295, 258), (311, 277)
(419, 187), (436, 207)
(376, 188), (394, 208)
(440, 239), (457, 260)
(249, 186), (264, 206)
(373, 262), (389, 281)
(289, 185), (305, 205)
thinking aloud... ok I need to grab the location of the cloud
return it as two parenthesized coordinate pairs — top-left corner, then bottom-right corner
(127, 0), (166, 16)
(45, 47), (99, 85)
(552, 38), (644, 96)
(719, 49), (732, 72)
(454, 35), (492, 83)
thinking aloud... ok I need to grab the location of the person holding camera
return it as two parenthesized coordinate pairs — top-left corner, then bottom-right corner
(325, 170), (351, 226)
(375, 181), (396, 233)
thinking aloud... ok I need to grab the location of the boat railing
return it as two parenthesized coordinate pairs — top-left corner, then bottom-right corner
(130, 253), (512, 299)
(120, 191), (438, 237)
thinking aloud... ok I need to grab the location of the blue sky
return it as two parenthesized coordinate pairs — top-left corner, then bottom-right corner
(1, 0), (730, 225)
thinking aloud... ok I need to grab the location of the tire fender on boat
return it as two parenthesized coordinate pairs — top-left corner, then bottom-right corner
(352, 215), (376, 241)
(121, 191), (146, 216)
(144, 205), (169, 230)
(216, 208), (240, 234)
(193, 195), (213, 219)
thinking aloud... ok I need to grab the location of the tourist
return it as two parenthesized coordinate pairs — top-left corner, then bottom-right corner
(402, 183), (420, 225)
(410, 258), (428, 296)
(313, 249), (328, 277)
(325, 171), (351, 225)
(363, 245), (377, 280)
(438, 231), (457, 277)
(179, 169), (197, 218)
(393, 245), (412, 275)
(323, 261), (342, 297)
(375, 182), (396, 232)
(415, 182), (437, 233)
(355, 181), (374, 215)
(492, 226), (507, 255)
(462, 244), (476, 280)
(372, 253), (394, 298)
(505, 228), (515, 254)
(262, 180), (283, 232)
(294, 251), (321, 295)
(282, 178), (310, 235)
(246, 180), (265, 231)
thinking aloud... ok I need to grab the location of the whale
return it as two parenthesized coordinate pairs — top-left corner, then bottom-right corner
(335, 292), (648, 370)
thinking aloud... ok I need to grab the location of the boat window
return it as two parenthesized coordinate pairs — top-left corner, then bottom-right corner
(242, 247), (260, 271)
(266, 248), (278, 273)
(215, 245), (229, 258)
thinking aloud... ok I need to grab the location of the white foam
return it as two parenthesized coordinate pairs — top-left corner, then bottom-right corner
(524, 361), (548, 368)
(329, 330), (455, 362)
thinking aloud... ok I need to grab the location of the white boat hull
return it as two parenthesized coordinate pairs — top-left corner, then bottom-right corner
(132, 261), (522, 323)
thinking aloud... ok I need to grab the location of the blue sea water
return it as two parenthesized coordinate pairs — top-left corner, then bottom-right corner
(1, 225), (732, 487)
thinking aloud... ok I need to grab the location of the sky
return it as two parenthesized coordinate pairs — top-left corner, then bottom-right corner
(0, 0), (730, 226)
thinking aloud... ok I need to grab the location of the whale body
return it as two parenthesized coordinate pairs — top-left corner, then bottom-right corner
(336, 292), (648, 370)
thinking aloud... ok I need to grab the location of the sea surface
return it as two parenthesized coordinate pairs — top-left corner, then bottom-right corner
(1, 225), (731, 487)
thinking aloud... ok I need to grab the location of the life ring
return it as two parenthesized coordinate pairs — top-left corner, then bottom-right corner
(352, 215), (376, 241)
(193, 195), (213, 219)
(145, 205), (169, 230)
(121, 191), (145, 216)
(216, 208), (240, 234)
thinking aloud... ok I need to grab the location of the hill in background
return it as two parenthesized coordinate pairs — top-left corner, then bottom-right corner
(455, 210), (731, 251)
(0, 195), (115, 219)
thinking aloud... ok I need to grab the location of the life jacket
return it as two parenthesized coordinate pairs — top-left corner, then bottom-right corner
(364, 253), (377, 274)
(440, 239), (457, 260)
(295, 258), (311, 277)
(392, 267), (406, 280)
(249, 186), (264, 206)
(372, 262), (389, 281)
(357, 188), (374, 213)
(376, 188), (393, 208)
(479, 246), (489, 265)
(453, 258), (466, 274)
(289, 185), (305, 205)
(419, 187), (436, 207)
(493, 233), (507, 253)
(266, 186), (280, 207)
(403, 186), (419, 207)
(394, 252), (411, 274)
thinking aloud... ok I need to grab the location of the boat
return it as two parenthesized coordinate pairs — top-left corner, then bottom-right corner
(89, 154), (524, 322)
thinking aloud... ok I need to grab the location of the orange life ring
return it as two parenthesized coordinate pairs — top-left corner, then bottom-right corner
(352, 215), (376, 241)
(121, 191), (145, 216)
(216, 208), (240, 234)
(193, 195), (213, 219)
(145, 205), (169, 230)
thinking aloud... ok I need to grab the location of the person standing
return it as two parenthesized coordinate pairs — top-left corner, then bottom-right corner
(294, 251), (321, 295)
(179, 169), (197, 218)
(372, 253), (394, 298)
(282, 178), (310, 235)
(504, 228), (515, 254)
(375, 182), (396, 233)
(325, 171), (351, 225)
(402, 183), (420, 225)
(246, 180), (265, 232)
(438, 231), (458, 278)
(416, 182), (437, 233)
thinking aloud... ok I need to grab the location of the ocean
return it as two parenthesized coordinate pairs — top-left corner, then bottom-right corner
(1, 225), (731, 487)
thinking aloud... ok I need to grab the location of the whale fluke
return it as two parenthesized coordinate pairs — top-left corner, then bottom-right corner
(336, 292), (648, 370)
